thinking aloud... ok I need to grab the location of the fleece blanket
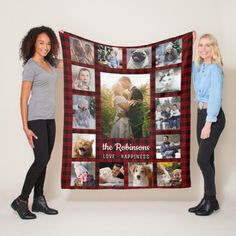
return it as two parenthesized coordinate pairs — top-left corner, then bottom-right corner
(60, 31), (192, 189)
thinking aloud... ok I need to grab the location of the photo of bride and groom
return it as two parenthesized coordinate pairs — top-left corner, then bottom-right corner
(101, 73), (150, 139)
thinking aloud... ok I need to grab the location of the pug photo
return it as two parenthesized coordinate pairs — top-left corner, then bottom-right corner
(127, 47), (152, 69)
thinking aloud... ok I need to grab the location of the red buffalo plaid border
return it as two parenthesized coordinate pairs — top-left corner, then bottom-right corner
(59, 31), (193, 189)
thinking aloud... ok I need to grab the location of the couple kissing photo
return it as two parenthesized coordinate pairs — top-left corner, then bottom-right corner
(101, 73), (150, 138)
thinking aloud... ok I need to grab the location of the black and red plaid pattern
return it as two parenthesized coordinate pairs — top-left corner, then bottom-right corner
(60, 31), (193, 189)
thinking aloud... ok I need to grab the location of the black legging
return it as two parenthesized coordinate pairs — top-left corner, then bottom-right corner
(197, 108), (225, 197)
(20, 119), (56, 201)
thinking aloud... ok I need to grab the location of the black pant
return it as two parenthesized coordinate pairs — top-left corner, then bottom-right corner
(20, 119), (56, 201)
(197, 108), (225, 197)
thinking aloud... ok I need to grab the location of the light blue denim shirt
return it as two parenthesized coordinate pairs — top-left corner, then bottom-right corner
(192, 61), (224, 122)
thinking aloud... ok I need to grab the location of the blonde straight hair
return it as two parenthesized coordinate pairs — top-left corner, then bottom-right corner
(196, 34), (223, 69)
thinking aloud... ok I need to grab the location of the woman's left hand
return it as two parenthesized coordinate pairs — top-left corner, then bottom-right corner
(201, 122), (212, 139)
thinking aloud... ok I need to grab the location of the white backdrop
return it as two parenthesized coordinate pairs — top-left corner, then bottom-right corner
(0, 0), (235, 203)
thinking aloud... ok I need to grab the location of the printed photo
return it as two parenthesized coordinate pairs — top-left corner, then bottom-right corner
(73, 95), (96, 129)
(157, 162), (182, 187)
(128, 162), (153, 187)
(97, 45), (123, 68)
(155, 67), (181, 93)
(155, 96), (181, 130)
(127, 47), (152, 69)
(156, 39), (182, 67)
(71, 162), (96, 187)
(72, 65), (95, 92)
(72, 133), (96, 158)
(99, 162), (124, 187)
(69, 36), (94, 65)
(156, 134), (181, 159)
(101, 72), (150, 138)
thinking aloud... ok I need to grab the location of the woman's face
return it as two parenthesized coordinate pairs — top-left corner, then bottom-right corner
(198, 37), (212, 63)
(34, 33), (51, 58)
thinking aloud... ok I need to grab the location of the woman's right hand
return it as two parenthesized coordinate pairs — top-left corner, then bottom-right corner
(24, 128), (38, 148)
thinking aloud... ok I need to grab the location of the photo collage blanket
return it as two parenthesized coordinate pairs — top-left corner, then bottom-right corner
(60, 31), (193, 189)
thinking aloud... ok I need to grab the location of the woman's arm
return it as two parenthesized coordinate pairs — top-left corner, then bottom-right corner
(20, 81), (31, 131)
(20, 81), (38, 148)
(56, 59), (63, 69)
(201, 65), (223, 139)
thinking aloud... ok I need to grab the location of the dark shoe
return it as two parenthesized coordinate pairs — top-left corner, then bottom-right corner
(11, 197), (36, 220)
(195, 198), (219, 216)
(32, 196), (58, 215)
(188, 198), (206, 213)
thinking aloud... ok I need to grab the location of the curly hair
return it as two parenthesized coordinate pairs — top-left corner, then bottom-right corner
(20, 26), (59, 66)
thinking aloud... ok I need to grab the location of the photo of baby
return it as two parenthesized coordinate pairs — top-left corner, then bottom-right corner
(99, 163), (124, 187)
(155, 96), (181, 130)
(155, 67), (181, 93)
(72, 65), (95, 92)
(72, 133), (96, 159)
(71, 162), (96, 187)
(156, 39), (182, 67)
(97, 45), (122, 68)
(127, 47), (152, 69)
(156, 134), (181, 159)
(73, 95), (96, 129)
(69, 36), (94, 65)
(157, 162), (182, 187)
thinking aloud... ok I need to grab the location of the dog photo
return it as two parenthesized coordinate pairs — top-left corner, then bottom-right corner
(99, 162), (124, 187)
(156, 134), (181, 159)
(128, 162), (153, 187)
(155, 96), (181, 130)
(72, 65), (95, 92)
(157, 162), (182, 187)
(101, 72), (150, 138)
(155, 67), (181, 93)
(73, 95), (96, 129)
(156, 39), (182, 67)
(71, 161), (96, 187)
(127, 47), (152, 69)
(97, 45), (123, 68)
(72, 133), (96, 159)
(69, 36), (94, 65)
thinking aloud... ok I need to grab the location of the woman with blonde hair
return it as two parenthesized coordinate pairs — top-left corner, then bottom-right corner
(188, 32), (225, 216)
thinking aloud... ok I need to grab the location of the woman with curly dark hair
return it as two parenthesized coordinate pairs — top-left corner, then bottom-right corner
(11, 26), (63, 220)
